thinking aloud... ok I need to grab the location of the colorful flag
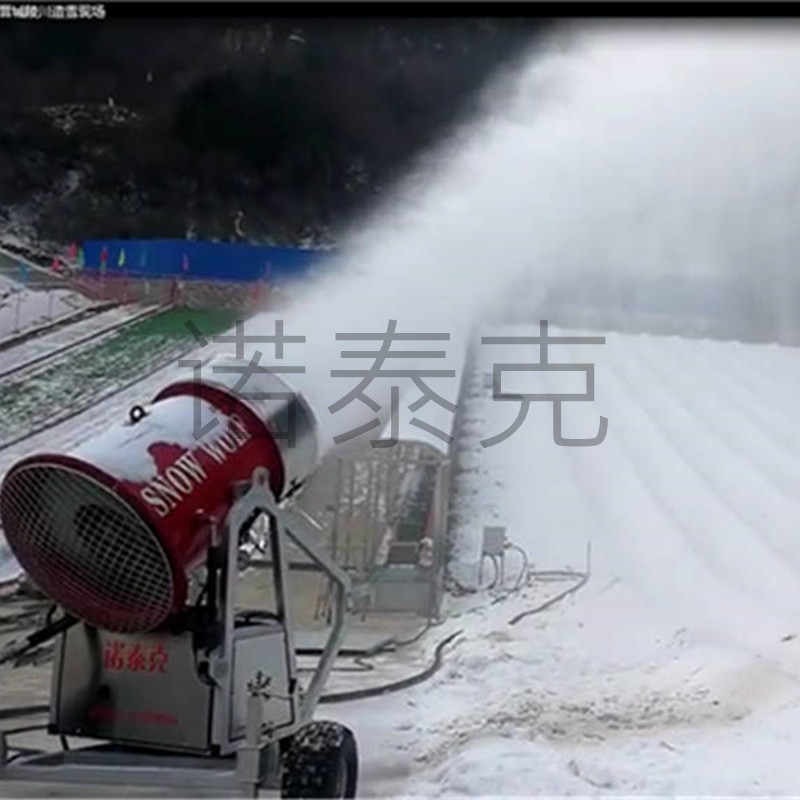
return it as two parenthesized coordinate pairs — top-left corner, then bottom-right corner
(118, 248), (126, 268)
(68, 242), (78, 261)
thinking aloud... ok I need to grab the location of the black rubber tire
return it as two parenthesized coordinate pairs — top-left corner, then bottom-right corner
(280, 720), (358, 798)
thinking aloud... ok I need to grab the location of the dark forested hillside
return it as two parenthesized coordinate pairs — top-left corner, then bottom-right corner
(0, 17), (547, 246)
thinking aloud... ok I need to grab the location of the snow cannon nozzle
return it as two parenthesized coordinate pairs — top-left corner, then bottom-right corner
(0, 355), (323, 635)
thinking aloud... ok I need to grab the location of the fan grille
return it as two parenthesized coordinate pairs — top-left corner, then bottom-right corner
(0, 463), (174, 632)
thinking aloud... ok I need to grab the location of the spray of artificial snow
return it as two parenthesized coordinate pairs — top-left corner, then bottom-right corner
(228, 22), (800, 458)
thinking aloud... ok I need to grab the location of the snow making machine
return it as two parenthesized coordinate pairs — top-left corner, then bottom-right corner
(0, 355), (361, 797)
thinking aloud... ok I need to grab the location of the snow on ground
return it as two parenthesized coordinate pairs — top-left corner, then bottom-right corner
(0, 279), (97, 344)
(323, 325), (800, 796)
(0, 304), (149, 377)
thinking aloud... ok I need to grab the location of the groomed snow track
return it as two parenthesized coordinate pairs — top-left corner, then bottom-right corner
(326, 324), (800, 797)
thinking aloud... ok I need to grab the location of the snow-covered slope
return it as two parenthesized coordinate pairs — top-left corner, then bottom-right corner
(328, 325), (800, 796)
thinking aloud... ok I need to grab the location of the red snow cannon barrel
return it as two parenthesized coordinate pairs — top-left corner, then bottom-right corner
(0, 355), (320, 634)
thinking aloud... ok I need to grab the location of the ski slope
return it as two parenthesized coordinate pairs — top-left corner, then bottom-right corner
(325, 324), (800, 797)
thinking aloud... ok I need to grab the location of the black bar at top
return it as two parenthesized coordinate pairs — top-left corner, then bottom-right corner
(29, 3), (800, 22)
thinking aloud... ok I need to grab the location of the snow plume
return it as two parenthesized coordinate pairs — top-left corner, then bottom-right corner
(237, 22), (800, 454)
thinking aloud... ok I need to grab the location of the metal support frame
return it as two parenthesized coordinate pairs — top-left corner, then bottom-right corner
(0, 467), (351, 797)
(277, 506), (350, 722)
(322, 444), (449, 622)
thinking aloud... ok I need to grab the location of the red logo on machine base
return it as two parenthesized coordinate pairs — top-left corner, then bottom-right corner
(103, 640), (169, 674)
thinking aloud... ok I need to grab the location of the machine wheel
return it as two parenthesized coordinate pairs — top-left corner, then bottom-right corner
(280, 720), (358, 798)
